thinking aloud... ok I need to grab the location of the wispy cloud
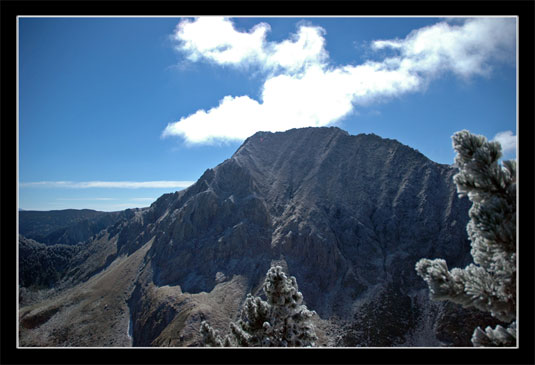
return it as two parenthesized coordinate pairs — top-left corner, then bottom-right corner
(39, 197), (158, 212)
(57, 197), (117, 201)
(21, 181), (195, 189)
(163, 17), (516, 145)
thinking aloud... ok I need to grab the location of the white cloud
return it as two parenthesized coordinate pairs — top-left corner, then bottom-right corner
(266, 24), (328, 72)
(174, 17), (270, 67)
(493, 130), (517, 155)
(162, 95), (263, 143)
(173, 17), (328, 73)
(164, 17), (516, 144)
(372, 17), (516, 78)
(20, 181), (195, 189)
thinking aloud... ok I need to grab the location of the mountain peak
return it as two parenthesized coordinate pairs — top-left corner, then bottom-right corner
(234, 126), (348, 156)
(234, 126), (425, 163)
(20, 126), (477, 347)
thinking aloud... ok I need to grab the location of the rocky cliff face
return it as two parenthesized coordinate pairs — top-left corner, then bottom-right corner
(19, 127), (500, 347)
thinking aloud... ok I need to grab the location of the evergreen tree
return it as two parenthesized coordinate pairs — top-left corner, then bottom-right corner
(415, 130), (516, 347)
(200, 320), (225, 347)
(200, 265), (318, 347)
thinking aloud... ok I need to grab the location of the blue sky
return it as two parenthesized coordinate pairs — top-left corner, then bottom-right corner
(18, 17), (517, 212)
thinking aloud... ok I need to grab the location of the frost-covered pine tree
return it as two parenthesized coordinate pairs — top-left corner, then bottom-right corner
(200, 265), (318, 347)
(415, 130), (516, 347)
(200, 320), (226, 347)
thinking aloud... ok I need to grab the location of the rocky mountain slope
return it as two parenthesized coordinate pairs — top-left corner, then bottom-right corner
(19, 127), (503, 347)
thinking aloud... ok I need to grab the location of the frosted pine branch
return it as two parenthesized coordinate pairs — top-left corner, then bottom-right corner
(200, 320), (225, 347)
(472, 322), (516, 347)
(416, 130), (516, 346)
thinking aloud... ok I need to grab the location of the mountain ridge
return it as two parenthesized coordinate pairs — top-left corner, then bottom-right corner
(19, 209), (134, 246)
(19, 126), (500, 347)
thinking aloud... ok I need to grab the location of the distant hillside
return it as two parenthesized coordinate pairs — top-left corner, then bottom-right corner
(19, 209), (135, 245)
(19, 236), (81, 289)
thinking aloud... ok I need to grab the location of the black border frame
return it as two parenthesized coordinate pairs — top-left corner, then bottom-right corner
(2, 1), (534, 364)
